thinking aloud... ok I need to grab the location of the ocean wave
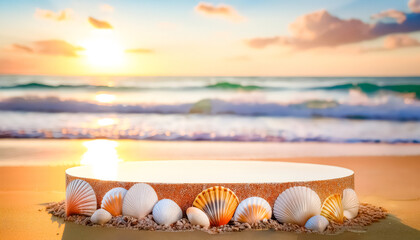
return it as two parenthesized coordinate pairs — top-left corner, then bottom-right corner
(1, 81), (420, 95)
(1, 97), (420, 120)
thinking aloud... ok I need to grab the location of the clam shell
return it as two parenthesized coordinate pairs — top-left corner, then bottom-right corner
(342, 188), (359, 219)
(66, 179), (97, 217)
(122, 183), (158, 219)
(273, 186), (321, 226)
(101, 187), (127, 216)
(91, 209), (112, 225)
(321, 194), (344, 223)
(233, 197), (272, 224)
(152, 199), (183, 225)
(193, 186), (239, 226)
(186, 207), (210, 227)
(305, 215), (329, 232)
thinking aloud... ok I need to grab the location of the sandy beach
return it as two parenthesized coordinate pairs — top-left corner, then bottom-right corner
(0, 139), (419, 240)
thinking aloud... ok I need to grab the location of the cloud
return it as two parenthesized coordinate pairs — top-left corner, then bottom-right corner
(362, 34), (420, 52)
(195, 2), (245, 22)
(409, 0), (420, 12)
(9, 40), (83, 57)
(34, 8), (72, 21)
(246, 9), (420, 50)
(371, 9), (406, 24)
(88, 17), (113, 29)
(125, 48), (154, 54)
(100, 4), (114, 12)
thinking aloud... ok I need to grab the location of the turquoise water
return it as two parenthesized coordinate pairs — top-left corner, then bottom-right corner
(0, 75), (420, 143)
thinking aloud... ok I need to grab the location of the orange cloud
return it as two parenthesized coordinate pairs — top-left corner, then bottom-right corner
(88, 17), (113, 29)
(409, 0), (420, 12)
(246, 10), (420, 50)
(371, 9), (406, 24)
(125, 48), (154, 54)
(100, 4), (114, 12)
(9, 40), (83, 57)
(195, 2), (245, 22)
(34, 8), (72, 21)
(362, 34), (420, 52)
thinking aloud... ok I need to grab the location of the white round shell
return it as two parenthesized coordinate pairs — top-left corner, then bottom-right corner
(186, 207), (210, 227)
(305, 215), (329, 232)
(91, 209), (112, 225)
(101, 187), (127, 216)
(152, 199), (183, 225)
(233, 197), (272, 223)
(273, 186), (321, 226)
(66, 179), (97, 217)
(122, 183), (158, 219)
(342, 188), (359, 219)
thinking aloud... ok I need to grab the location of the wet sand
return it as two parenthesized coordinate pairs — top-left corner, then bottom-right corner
(0, 139), (419, 239)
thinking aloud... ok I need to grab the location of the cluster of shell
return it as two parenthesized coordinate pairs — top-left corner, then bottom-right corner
(66, 180), (359, 232)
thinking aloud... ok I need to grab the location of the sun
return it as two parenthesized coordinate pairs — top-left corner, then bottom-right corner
(81, 30), (125, 67)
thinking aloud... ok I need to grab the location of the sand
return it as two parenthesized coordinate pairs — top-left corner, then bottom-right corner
(46, 200), (387, 234)
(0, 139), (420, 240)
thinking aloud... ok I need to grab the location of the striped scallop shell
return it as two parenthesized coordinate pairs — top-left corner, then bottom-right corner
(65, 179), (97, 217)
(304, 215), (329, 232)
(273, 186), (321, 226)
(152, 199), (183, 225)
(342, 189), (359, 219)
(101, 187), (127, 216)
(186, 207), (210, 227)
(122, 183), (158, 219)
(91, 209), (112, 225)
(321, 194), (344, 223)
(233, 197), (272, 224)
(193, 186), (239, 226)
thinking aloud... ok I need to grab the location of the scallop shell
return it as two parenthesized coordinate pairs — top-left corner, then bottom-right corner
(193, 186), (239, 226)
(186, 207), (210, 227)
(233, 197), (272, 224)
(305, 215), (329, 232)
(101, 187), (127, 216)
(342, 188), (359, 219)
(152, 199), (183, 225)
(273, 186), (321, 226)
(321, 194), (344, 223)
(122, 183), (158, 219)
(66, 179), (97, 217)
(91, 209), (112, 225)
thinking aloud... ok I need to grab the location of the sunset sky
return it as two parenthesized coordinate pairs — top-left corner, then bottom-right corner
(0, 0), (420, 76)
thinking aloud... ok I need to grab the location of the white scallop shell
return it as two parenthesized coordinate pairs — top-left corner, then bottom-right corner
(342, 188), (359, 219)
(66, 179), (97, 217)
(91, 209), (112, 225)
(152, 199), (183, 225)
(305, 215), (329, 232)
(186, 207), (210, 227)
(233, 197), (272, 223)
(273, 186), (321, 226)
(101, 187), (127, 216)
(122, 183), (158, 219)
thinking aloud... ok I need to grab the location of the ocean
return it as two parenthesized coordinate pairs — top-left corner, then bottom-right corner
(0, 75), (420, 143)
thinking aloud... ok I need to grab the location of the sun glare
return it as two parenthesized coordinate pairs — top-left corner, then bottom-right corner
(81, 30), (125, 68)
(95, 93), (116, 103)
(97, 117), (117, 126)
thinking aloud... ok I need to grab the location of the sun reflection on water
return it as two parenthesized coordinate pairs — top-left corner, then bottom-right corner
(80, 139), (122, 180)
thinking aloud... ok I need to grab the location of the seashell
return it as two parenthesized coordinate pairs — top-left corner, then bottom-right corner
(342, 188), (359, 219)
(186, 207), (210, 227)
(152, 199), (183, 225)
(273, 186), (321, 226)
(91, 209), (112, 225)
(101, 187), (127, 216)
(233, 197), (272, 224)
(193, 186), (239, 226)
(66, 179), (97, 217)
(321, 194), (344, 223)
(122, 183), (158, 219)
(305, 215), (329, 232)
